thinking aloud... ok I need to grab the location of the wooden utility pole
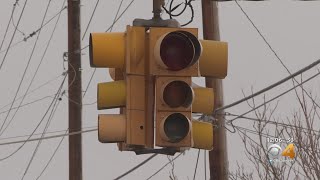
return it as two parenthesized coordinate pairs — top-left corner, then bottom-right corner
(201, 1), (229, 179)
(68, 0), (82, 179)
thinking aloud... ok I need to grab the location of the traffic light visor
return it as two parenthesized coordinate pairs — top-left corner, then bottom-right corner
(97, 80), (126, 109)
(89, 33), (125, 68)
(160, 113), (191, 143)
(98, 114), (126, 143)
(192, 120), (213, 150)
(155, 31), (202, 71)
(199, 40), (228, 78)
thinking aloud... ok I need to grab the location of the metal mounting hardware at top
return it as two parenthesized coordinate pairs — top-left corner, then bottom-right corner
(133, 18), (181, 28)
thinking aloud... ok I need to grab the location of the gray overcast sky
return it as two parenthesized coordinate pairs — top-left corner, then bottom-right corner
(0, 0), (320, 179)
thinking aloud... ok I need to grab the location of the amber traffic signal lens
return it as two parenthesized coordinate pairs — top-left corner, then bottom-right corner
(163, 81), (193, 108)
(160, 31), (201, 71)
(163, 113), (190, 143)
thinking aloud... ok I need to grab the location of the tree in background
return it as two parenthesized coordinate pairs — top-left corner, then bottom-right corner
(229, 79), (320, 180)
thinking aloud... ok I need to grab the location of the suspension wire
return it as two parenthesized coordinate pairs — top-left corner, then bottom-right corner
(21, 91), (61, 179)
(0, 6), (67, 54)
(226, 69), (320, 129)
(193, 149), (201, 180)
(82, 0), (100, 41)
(224, 113), (320, 134)
(0, 0), (19, 52)
(114, 154), (158, 180)
(215, 58), (320, 113)
(1, 0), (67, 137)
(0, 0), (53, 136)
(35, 130), (67, 180)
(234, 0), (320, 124)
(82, 0), (126, 98)
(0, 126), (96, 141)
(80, 0), (135, 51)
(0, 0), (29, 70)
(0, 75), (67, 161)
(145, 152), (184, 180)
(0, 126), (95, 146)
(204, 150), (207, 180)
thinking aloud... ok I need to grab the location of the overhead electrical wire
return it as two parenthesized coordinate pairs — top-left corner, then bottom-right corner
(0, 0), (19, 53)
(11, 10), (26, 37)
(0, 73), (63, 112)
(225, 69), (320, 132)
(0, 94), (58, 116)
(1, 0), (67, 136)
(80, 0), (135, 51)
(0, 0), (29, 70)
(114, 154), (158, 180)
(215, 58), (320, 113)
(193, 149), (201, 180)
(0, 0), (53, 136)
(0, 74), (67, 161)
(0, 5), (67, 54)
(234, 0), (320, 119)
(145, 152), (184, 180)
(0, 125), (95, 146)
(35, 130), (67, 180)
(82, 0), (100, 41)
(82, 0), (126, 99)
(21, 90), (61, 180)
(224, 113), (320, 134)
(0, 126), (96, 142)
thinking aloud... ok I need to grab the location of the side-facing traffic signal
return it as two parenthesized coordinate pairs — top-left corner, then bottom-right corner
(90, 26), (153, 148)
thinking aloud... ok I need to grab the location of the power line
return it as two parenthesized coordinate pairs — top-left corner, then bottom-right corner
(145, 152), (184, 180)
(0, 126), (96, 142)
(80, 0), (135, 51)
(0, 0), (29, 70)
(0, 126), (95, 147)
(0, 74), (67, 161)
(35, 130), (67, 180)
(234, 0), (320, 122)
(193, 149), (201, 180)
(215, 58), (320, 113)
(0, 0), (19, 53)
(0, 0), (53, 135)
(225, 69), (320, 132)
(114, 154), (158, 180)
(0, 73), (63, 112)
(21, 87), (61, 180)
(204, 150), (207, 180)
(82, 0), (100, 41)
(11, 9), (26, 37)
(82, 0), (126, 98)
(225, 113), (320, 135)
(0, 94), (57, 115)
(1, 0), (67, 136)
(0, 5), (67, 54)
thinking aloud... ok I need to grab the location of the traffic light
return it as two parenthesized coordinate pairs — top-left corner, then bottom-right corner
(150, 27), (228, 150)
(90, 26), (153, 148)
(90, 25), (227, 153)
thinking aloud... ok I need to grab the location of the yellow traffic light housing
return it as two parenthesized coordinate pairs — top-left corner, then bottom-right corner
(90, 24), (227, 154)
(90, 26), (153, 148)
(151, 27), (228, 151)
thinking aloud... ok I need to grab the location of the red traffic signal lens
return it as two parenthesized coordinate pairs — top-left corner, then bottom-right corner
(160, 31), (201, 71)
(163, 81), (193, 108)
(163, 113), (190, 143)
